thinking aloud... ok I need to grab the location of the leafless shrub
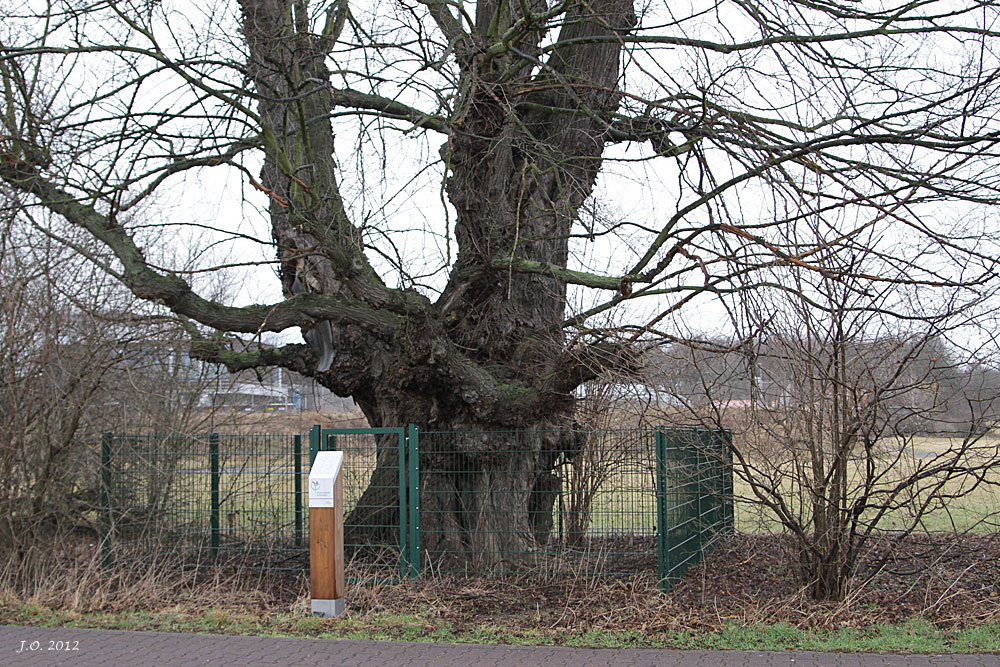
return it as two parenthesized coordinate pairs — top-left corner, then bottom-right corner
(647, 221), (1000, 601)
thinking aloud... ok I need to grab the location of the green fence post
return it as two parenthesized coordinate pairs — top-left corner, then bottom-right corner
(309, 425), (320, 466)
(655, 428), (668, 591)
(723, 429), (734, 533)
(210, 433), (220, 557)
(398, 429), (409, 580)
(408, 424), (421, 580)
(294, 434), (303, 548)
(695, 442), (704, 553)
(101, 432), (112, 571)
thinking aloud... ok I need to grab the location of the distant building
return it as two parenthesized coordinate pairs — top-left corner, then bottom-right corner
(116, 341), (355, 413)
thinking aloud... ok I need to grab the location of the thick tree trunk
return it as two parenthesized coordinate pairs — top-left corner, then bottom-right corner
(236, 0), (634, 572)
(422, 448), (540, 573)
(343, 401), (573, 572)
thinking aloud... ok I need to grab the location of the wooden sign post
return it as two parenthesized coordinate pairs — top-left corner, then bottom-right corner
(309, 451), (345, 617)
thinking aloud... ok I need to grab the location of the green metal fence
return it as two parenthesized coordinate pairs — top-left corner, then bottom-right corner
(101, 432), (308, 572)
(101, 426), (731, 589)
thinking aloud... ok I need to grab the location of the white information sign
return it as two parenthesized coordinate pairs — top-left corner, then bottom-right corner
(308, 451), (344, 508)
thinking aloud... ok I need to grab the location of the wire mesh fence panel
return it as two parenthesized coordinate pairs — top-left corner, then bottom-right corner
(416, 428), (664, 579)
(103, 432), (307, 571)
(104, 433), (214, 565)
(213, 433), (305, 571)
(556, 428), (660, 578)
(658, 428), (733, 588)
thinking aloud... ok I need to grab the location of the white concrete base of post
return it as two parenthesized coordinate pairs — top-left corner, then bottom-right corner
(311, 597), (345, 618)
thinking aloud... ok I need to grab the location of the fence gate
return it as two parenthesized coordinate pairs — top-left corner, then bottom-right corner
(308, 425), (420, 580)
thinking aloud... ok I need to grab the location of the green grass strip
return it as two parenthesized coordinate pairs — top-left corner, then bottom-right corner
(3, 604), (999, 654)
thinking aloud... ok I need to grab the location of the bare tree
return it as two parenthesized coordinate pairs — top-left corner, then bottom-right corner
(0, 202), (237, 557)
(3, 0), (1000, 567)
(655, 212), (1000, 601)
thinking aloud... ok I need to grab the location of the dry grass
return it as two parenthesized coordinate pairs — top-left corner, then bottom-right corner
(0, 534), (299, 618)
(3, 531), (998, 640)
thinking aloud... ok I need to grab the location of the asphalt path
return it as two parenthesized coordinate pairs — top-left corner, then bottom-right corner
(2, 625), (998, 666)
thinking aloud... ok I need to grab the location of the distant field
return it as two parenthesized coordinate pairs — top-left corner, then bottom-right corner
(732, 434), (1000, 534)
(224, 409), (368, 435)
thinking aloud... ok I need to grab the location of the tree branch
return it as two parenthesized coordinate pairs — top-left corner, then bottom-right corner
(492, 255), (633, 291)
(330, 87), (449, 134)
(0, 157), (402, 336)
